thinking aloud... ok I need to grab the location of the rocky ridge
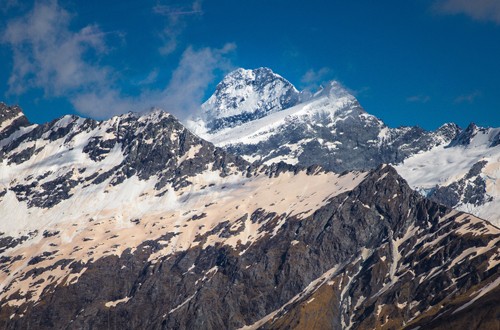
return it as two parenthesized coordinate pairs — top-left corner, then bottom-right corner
(0, 103), (247, 211)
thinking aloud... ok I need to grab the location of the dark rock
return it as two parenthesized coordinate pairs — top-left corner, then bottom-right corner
(0, 103), (30, 143)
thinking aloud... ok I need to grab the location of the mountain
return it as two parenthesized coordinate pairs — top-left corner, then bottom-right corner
(0, 103), (499, 329)
(188, 67), (301, 134)
(188, 70), (460, 172)
(190, 68), (499, 226)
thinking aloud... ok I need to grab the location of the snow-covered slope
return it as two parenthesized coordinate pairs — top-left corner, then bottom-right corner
(396, 124), (500, 224)
(1, 160), (366, 307)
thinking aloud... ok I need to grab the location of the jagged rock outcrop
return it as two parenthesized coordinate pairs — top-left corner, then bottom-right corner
(0, 103), (30, 150)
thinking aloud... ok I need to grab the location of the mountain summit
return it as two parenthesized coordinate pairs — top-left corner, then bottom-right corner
(191, 68), (453, 171)
(189, 67), (300, 134)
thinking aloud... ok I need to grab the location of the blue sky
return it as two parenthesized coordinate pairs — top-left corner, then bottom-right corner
(0, 0), (499, 130)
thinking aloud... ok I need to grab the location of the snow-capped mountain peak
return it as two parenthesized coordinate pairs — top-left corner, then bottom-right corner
(194, 77), (369, 148)
(446, 122), (500, 149)
(190, 72), (390, 169)
(197, 67), (300, 133)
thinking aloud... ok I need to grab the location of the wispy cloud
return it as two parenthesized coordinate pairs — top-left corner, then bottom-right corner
(454, 91), (482, 104)
(137, 69), (160, 86)
(433, 0), (500, 24)
(300, 67), (332, 90)
(2, 1), (235, 120)
(153, 1), (203, 16)
(407, 95), (431, 103)
(72, 43), (236, 119)
(154, 0), (203, 55)
(2, 0), (109, 96)
(160, 43), (236, 116)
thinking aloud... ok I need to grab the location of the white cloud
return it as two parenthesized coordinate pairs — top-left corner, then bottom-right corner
(407, 95), (431, 103)
(160, 43), (236, 116)
(2, 0), (109, 96)
(2, 1), (235, 120)
(434, 0), (500, 24)
(154, 0), (203, 55)
(70, 89), (138, 119)
(454, 91), (482, 104)
(137, 69), (160, 86)
(71, 44), (236, 119)
(301, 67), (332, 88)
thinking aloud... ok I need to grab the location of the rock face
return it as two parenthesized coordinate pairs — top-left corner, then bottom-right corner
(0, 104), (499, 329)
(189, 68), (499, 225)
(0, 103), (30, 144)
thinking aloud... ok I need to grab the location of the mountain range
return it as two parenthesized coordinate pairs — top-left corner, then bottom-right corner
(0, 67), (499, 329)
